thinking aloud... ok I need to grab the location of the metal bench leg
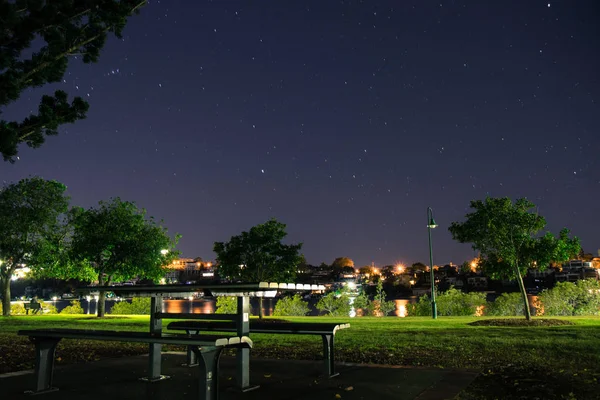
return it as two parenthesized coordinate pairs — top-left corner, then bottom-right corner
(321, 334), (338, 378)
(186, 345), (199, 367)
(27, 337), (61, 394)
(192, 347), (222, 400)
(183, 330), (199, 367)
(141, 296), (169, 382)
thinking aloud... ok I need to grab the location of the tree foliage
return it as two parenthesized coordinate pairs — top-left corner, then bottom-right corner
(537, 280), (600, 316)
(109, 297), (151, 315)
(214, 219), (302, 283)
(273, 294), (310, 316)
(410, 262), (428, 273)
(0, 0), (146, 162)
(448, 197), (580, 320)
(407, 288), (485, 317)
(372, 280), (395, 316)
(69, 197), (179, 317)
(0, 177), (69, 316)
(485, 293), (525, 316)
(60, 300), (84, 314)
(331, 257), (354, 269)
(316, 291), (350, 316)
(214, 296), (237, 314)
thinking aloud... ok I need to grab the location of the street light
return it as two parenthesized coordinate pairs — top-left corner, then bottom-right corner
(427, 207), (438, 319)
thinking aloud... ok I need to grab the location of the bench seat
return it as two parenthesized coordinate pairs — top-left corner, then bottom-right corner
(167, 321), (349, 377)
(18, 328), (252, 400)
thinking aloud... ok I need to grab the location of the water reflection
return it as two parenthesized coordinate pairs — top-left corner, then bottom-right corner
(163, 299), (215, 314)
(394, 299), (410, 317)
(56, 297), (417, 317)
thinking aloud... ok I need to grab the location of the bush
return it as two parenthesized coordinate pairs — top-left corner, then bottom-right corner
(486, 293), (525, 316)
(316, 292), (351, 316)
(352, 291), (370, 316)
(407, 287), (486, 317)
(215, 296), (237, 314)
(109, 297), (151, 315)
(60, 300), (85, 314)
(371, 280), (395, 316)
(273, 294), (310, 316)
(406, 295), (432, 317)
(0, 302), (27, 315)
(1, 300), (58, 315)
(537, 279), (600, 316)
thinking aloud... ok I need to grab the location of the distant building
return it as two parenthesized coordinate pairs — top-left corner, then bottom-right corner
(164, 258), (214, 283)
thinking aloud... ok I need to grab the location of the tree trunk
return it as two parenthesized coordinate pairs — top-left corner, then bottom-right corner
(514, 264), (531, 321)
(97, 275), (106, 318)
(258, 297), (263, 319)
(1, 277), (11, 317)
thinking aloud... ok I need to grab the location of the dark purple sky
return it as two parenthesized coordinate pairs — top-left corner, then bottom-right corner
(3, 0), (599, 267)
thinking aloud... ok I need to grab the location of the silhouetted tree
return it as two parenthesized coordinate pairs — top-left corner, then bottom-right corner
(0, 0), (146, 162)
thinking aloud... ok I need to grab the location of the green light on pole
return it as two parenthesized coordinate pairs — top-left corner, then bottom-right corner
(427, 207), (438, 319)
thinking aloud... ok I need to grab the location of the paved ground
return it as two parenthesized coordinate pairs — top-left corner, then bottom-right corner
(1, 353), (478, 400)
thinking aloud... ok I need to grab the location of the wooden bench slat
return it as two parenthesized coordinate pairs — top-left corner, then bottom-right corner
(167, 321), (350, 335)
(167, 320), (350, 378)
(18, 329), (252, 348)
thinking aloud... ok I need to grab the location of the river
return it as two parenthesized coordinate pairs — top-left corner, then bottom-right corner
(44, 298), (417, 317)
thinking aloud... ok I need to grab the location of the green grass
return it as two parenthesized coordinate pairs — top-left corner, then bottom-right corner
(2, 315), (600, 399)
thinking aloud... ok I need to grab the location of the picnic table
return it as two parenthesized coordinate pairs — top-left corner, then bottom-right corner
(18, 282), (347, 400)
(97, 282), (326, 390)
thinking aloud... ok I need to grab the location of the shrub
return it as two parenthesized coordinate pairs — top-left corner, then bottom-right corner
(215, 296), (237, 314)
(273, 294), (310, 316)
(486, 293), (525, 316)
(371, 280), (395, 316)
(316, 291), (351, 316)
(407, 287), (486, 316)
(537, 279), (600, 316)
(352, 291), (370, 316)
(0, 302), (27, 315)
(60, 300), (85, 314)
(109, 297), (151, 315)
(406, 295), (433, 317)
(37, 300), (58, 314)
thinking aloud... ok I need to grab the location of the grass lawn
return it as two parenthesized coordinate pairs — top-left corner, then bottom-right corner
(1, 315), (599, 399)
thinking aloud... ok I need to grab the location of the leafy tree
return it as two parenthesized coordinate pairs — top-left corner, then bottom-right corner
(358, 266), (373, 275)
(110, 297), (151, 315)
(537, 280), (600, 316)
(410, 262), (428, 273)
(449, 197), (580, 320)
(372, 280), (395, 316)
(407, 288), (486, 317)
(214, 296), (237, 314)
(0, 177), (69, 316)
(459, 261), (473, 275)
(380, 265), (396, 281)
(316, 291), (351, 316)
(273, 294), (310, 316)
(486, 293), (525, 316)
(69, 197), (179, 317)
(331, 257), (354, 269)
(0, 0), (146, 162)
(60, 300), (84, 314)
(213, 218), (303, 318)
(352, 290), (370, 316)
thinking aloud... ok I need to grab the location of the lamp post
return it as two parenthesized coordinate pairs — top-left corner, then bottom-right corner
(427, 207), (438, 319)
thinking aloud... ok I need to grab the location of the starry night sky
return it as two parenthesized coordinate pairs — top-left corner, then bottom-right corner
(2, 0), (599, 267)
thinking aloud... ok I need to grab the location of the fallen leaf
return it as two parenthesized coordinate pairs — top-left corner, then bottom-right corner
(335, 394), (341, 399)
(345, 386), (354, 391)
(264, 374), (272, 378)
